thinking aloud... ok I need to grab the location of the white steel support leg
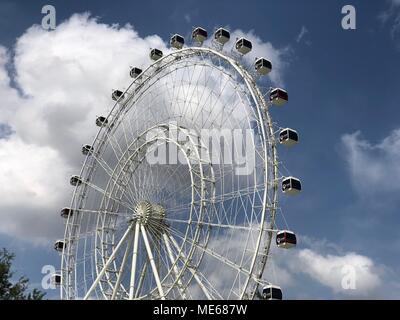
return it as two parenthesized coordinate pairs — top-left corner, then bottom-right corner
(128, 222), (141, 300)
(162, 233), (187, 299)
(168, 234), (213, 300)
(84, 225), (133, 300)
(141, 225), (165, 300)
(111, 232), (133, 300)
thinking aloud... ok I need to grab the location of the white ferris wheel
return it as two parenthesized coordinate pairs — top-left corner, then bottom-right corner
(53, 27), (301, 300)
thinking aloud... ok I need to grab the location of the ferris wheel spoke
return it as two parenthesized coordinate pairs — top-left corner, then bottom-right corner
(146, 225), (178, 285)
(140, 225), (166, 300)
(102, 127), (125, 159)
(162, 217), (276, 232)
(166, 233), (214, 300)
(83, 180), (134, 210)
(84, 224), (133, 300)
(167, 226), (253, 281)
(88, 154), (139, 206)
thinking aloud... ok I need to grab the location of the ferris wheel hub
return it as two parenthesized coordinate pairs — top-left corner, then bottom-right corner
(134, 201), (166, 226)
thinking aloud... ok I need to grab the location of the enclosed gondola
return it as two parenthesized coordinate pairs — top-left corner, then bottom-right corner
(282, 176), (301, 195)
(235, 37), (252, 54)
(95, 116), (108, 127)
(82, 144), (94, 156)
(270, 88), (288, 106)
(255, 57), (272, 75)
(170, 34), (185, 49)
(279, 128), (299, 147)
(70, 175), (82, 187)
(112, 89), (124, 101)
(52, 273), (61, 286)
(214, 28), (230, 45)
(60, 207), (73, 219)
(129, 67), (142, 78)
(276, 230), (297, 249)
(192, 27), (208, 43)
(54, 240), (65, 252)
(262, 285), (282, 300)
(150, 48), (163, 61)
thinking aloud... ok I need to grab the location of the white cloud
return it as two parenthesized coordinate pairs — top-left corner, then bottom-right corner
(265, 235), (389, 298)
(0, 13), (287, 244)
(293, 249), (381, 296)
(341, 129), (400, 197)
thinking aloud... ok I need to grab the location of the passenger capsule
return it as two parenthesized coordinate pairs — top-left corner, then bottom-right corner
(235, 37), (252, 54)
(279, 128), (299, 147)
(150, 48), (163, 61)
(214, 28), (230, 45)
(255, 58), (272, 75)
(54, 240), (66, 252)
(60, 207), (73, 219)
(282, 176), (301, 195)
(112, 89), (124, 102)
(82, 144), (94, 156)
(276, 230), (297, 249)
(96, 116), (108, 127)
(192, 27), (208, 43)
(270, 88), (288, 106)
(170, 34), (185, 49)
(129, 67), (142, 78)
(70, 175), (82, 187)
(262, 285), (282, 300)
(51, 274), (61, 286)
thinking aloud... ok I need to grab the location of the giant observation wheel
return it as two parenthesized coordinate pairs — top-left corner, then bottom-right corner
(54, 27), (301, 300)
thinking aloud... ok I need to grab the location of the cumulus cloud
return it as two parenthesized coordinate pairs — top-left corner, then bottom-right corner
(0, 13), (287, 244)
(293, 249), (381, 296)
(341, 129), (400, 197)
(265, 235), (387, 298)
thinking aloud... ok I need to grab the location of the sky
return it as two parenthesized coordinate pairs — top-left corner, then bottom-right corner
(0, 0), (400, 299)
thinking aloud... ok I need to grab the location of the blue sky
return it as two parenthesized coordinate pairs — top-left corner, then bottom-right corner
(1, 0), (400, 299)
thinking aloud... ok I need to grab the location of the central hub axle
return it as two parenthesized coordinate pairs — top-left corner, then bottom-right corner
(134, 201), (166, 226)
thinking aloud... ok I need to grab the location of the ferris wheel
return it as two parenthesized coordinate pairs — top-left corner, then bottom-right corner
(53, 26), (302, 300)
